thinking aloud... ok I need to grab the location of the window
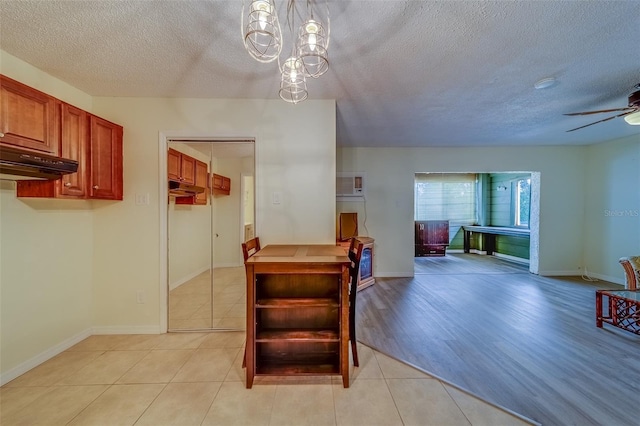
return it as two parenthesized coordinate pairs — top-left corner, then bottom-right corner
(414, 173), (477, 223)
(514, 178), (531, 227)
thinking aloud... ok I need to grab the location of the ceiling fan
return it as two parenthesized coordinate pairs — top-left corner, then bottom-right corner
(565, 84), (640, 132)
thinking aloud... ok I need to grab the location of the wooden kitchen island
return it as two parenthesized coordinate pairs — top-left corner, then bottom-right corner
(244, 244), (351, 388)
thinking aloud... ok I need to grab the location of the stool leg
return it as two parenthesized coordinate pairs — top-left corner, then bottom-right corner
(596, 292), (603, 328)
(351, 339), (359, 367)
(242, 346), (246, 368)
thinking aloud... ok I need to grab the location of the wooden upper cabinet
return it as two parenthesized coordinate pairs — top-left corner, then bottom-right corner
(168, 148), (181, 181)
(168, 147), (195, 184)
(89, 115), (123, 200)
(212, 173), (231, 196)
(17, 108), (123, 200)
(0, 75), (59, 154)
(16, 101), (87, 198)
(6, 76), (124, 201)
(174, 156), (208, 205)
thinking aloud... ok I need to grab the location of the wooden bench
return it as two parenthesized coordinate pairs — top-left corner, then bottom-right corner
(462, 225), (529, 255)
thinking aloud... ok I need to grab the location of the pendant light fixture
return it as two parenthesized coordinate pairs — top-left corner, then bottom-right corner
(297, 17), (329, 78)
(279, 56), (308, 103)
(242, 0), (330, 103)
(242, 0), (282, 63)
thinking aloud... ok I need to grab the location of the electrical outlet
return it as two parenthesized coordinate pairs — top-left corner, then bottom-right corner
(136, 290), (145, 304)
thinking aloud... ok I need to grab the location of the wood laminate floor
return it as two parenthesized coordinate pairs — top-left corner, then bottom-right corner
(357, 254), (640, 426)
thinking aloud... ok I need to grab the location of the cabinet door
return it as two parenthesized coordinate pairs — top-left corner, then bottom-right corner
(222, 176), (231, 191)
(168, 148), (181, 181)
(181, 155), (195, 184)
(427, 221), (449, 245)
(59, 103), (88, 197)
(194, 160), (208, 205)
(0, 75), (59, 154)
(212, 173), (223, 189)
(89, 115), (123, 200)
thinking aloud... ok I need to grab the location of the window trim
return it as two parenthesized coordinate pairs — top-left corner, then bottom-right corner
(512, 178), (531, 228)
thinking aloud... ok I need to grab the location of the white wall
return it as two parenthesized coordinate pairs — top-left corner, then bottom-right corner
(89, 97), (336, 331)
(337, 146), (587, 277)
(583, 134), (640, 283)
(1, 52), (95, 382)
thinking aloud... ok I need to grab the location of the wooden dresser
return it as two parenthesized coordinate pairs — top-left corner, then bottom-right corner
(415, 220), (449, 256)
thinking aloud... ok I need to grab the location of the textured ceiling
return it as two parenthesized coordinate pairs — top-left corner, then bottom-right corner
(1, 0), (639, 147)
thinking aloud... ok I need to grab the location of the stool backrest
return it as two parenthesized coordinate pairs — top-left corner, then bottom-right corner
(242, 237), (261, 261)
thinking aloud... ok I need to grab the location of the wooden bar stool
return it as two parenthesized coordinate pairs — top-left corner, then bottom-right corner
(347, 238), (364, 366)
(241, 237), (261, 368)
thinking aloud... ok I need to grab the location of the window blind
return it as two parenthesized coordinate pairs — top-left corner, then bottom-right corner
(414, 173), (477, 223)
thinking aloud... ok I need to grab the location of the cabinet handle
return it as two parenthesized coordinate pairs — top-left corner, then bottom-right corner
(93, 185), (99, 190)
(0, 132), (4, 138)
(64, 182), (72, 187)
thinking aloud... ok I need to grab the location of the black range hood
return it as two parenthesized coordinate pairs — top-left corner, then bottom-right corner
(169, 180), (205, 196)
(0, 145), (79, 180)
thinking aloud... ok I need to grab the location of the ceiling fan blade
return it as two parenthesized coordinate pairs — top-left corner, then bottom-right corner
(564, 107), (633, 116)
(566, 110), (636, 132)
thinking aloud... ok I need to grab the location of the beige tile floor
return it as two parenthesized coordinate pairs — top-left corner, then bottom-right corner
(169, 267), (246, 331)
(0, 332), (535, 426)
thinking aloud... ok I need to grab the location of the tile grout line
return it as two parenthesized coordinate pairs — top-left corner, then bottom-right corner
(62, 382), (112, 425)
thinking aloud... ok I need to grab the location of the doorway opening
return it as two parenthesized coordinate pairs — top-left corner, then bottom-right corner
(413, 172), (540, 275)
(159, 134), (255, 332)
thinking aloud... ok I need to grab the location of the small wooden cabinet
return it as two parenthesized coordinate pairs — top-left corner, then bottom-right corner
(415, 220), (449, 256)
(337, 236), (375, 291)
(15, 101), (123, 200)
(0, 75), (59, 155)
(211, 173), (231, 195)
(168, 148), (195, 185)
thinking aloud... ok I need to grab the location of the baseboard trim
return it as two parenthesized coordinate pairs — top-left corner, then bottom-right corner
(0, 328), (92, 386)
(493, 252), (530, 265)
(577, 271), (624, 286)
(375, 272), (413, 278)
(537, 270), (581, 276)
(92, 325), (161, 335)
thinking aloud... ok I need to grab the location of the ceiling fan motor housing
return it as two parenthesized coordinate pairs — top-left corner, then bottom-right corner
(629, 90), (640, 107)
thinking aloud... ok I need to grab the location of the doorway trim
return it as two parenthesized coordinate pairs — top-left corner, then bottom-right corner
(158, 131), (255, 333)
